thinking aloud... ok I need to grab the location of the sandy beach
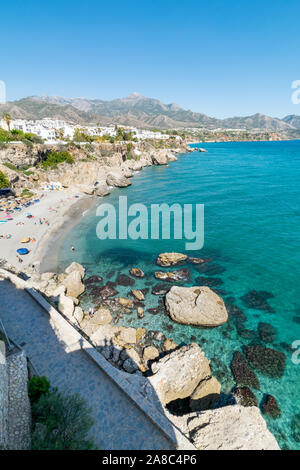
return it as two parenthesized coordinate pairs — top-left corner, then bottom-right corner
(0, 189), (94, 272)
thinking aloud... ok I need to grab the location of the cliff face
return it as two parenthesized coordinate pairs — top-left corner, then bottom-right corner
(0, 142), (189, 195)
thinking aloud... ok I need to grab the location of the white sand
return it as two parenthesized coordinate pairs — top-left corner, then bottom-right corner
(0, 190), (87, 271)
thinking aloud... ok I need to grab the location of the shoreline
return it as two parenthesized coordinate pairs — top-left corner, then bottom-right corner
(1, 147), (186, 273)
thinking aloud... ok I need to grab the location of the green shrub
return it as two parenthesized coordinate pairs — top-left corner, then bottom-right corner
(28, 376), (50, 403)
(41, 151), (74, 169)
(31, 389), (94, 450)
(0, 171), (10, 188)
(3, 162), (18, 171)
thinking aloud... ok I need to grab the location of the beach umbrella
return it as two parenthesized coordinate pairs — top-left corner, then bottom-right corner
(17, 248), (29, 255)
(21, 237), (30, 243)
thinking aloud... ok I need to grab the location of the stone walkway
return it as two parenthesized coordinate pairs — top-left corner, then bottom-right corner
(0, 279), (175, 450)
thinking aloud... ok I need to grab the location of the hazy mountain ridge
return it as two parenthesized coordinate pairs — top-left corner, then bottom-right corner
(0, 93), (298, 131)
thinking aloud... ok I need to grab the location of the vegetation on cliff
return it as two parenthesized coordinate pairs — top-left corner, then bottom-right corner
(41, 150), (74, 169)
(0, 170), (10, 188)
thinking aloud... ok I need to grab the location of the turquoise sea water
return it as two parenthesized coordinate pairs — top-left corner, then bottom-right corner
(58, 141), (300, 449)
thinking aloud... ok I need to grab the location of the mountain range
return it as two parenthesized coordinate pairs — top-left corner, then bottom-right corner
(0, 92), (299, 132)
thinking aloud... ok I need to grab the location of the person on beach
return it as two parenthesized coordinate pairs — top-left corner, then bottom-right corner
(88, 307), (94, 317)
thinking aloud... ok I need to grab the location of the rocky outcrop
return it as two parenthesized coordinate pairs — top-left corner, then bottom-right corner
(149, 343), (213, 406)
(63, 270), (85, 298)
(106, 170), (131, 187)
(190, 376), (221, 411)
(89, 308), (112, 326)
(65, 262), (85, 279)
(156, 252), (188, 267)
(130, 267), (145, 278)
(165, 286), (228, 327)
(231, 351), (260, 390)
(188, 405), (280, 450)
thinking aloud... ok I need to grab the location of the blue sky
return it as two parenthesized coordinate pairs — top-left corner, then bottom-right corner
(0, 0), (299, 118)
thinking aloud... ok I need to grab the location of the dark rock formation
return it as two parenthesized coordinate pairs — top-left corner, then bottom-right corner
(231, 351), (260, 390)
(116, 274), (135, 286)
(233, 386), (258, 407)
(258, 322), (277, 343)
(241, 290), (275, 313)
(244, 345), (286, 378)
(261, 394), (281, 419)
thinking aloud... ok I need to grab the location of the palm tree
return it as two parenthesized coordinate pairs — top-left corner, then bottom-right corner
(2, 112), (12, 131)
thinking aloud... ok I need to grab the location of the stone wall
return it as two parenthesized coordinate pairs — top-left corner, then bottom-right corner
(0, 340), (31, 450)
(0, 341), (8, 449)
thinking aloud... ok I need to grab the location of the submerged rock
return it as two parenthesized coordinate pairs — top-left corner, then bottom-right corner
(231, 351), (260, 390)
(188, 257), (211, 265)
(116, 274), (135, 286)
(154, 269), (190, 283)
(195, 276), (224, 287)
(84, 275), (103, 286)
(156, 252), (188, 267)
(152, 283), (170, 295)
(258, 322), (277, 343)
(195, 263), (225, 275)
(99, 284), (119, 298)
(241, 290), (275, 313)
(233, 386), (258, 407)
(244, 345), (286, 378)
(291, 413), (300, 442)
(188, 405), (280, 450)
(261, 394), (281, 419)
(165, 286), (228, 327)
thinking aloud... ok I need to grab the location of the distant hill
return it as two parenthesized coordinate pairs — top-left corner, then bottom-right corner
(0, 93), (298, 131)
(282, 115), (300, 129)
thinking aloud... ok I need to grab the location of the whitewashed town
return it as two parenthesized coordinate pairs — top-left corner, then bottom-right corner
(0, 117), (176, 143)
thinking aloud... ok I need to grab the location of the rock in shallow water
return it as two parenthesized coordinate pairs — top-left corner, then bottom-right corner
(154, 269), (190, 283)
(241, 290), (275, 313)
(165, 286), (228, 327)
(258, 322), (277, 343)
(152, 283), (170, 295)
(261, 394), (281, 419)
(156, 252), (188, 267)
(129, 267), (145, 278)
(231, 351), (260, 390)
(244, 345), (286, 378)
(233, 386), (258, 407)
(116, 274), (135, 286)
